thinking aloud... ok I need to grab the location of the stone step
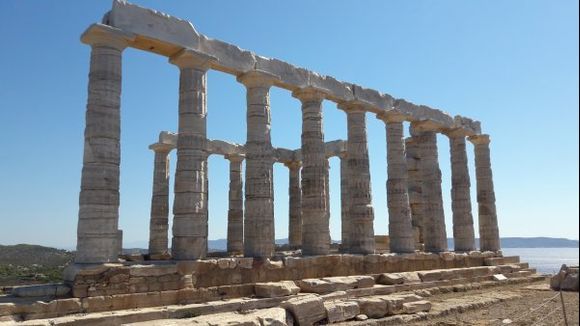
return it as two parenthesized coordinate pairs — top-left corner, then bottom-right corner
(502, 256), (521, 264)
(2, 272), (546, 325)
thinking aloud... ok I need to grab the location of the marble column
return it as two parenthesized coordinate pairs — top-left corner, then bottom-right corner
(446, 130), (476, 252)
(293, 87), (330, 255)
(378, 113), (415, 253)
(76, 25), (132, 263)
(405, 137), (425, 249)
(339, 103), (375, 254)
(148, 143), (174, 259)
(469, 134), (500, 252)
(170, 49), (215, 260)
(237, 70), (279, 258)
(286, 162), (302, 248)
(410, 123), (447, 252)
(339, 152), (351, 252)
(226, 154), (244, 255)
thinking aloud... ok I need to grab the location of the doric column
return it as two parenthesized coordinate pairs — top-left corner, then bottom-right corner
(405, 137), (425, 249)
(339, 103), (375, 254)
(410, 123), (447, 252)
(469, 134), (500, 252)
(237, 70), (279, 258)
(169, 49), (215, 260)
(293, 87), (330, 255)
(226, 154), (244, 255)
(76, 25), (133, 263)
(148, 142), (174, 259)
(377, 113), (415, 253)
(286, 161), (302, 248)
(339, 152), (351, 251)
(446, 130), (476, 252)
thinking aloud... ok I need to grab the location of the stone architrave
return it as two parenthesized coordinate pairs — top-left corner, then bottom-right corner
(339, 152), (351, 251)
(226, 154), (244, 254)
(410, 122), (447, 252)
(169, 49), (215, 260)
(405, 136), (425, 249)
(76, 25), (134, 264)
(446, 129), (476, 252)
(378, 113), (415, 253)
(148, 142), (174, 258)
(469, 134), (500, 252)
(339, 103), (375, 254)
(286, 162), (302, 247)
(293, 87), (330, 256)
(237, 70), (279, 258)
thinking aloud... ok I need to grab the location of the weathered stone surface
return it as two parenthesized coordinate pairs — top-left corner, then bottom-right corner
(148, 141), (173, 257)
(493, 274), (508, 282)
(356, 297), (388, 318)
(226, 154), (244, 254)
(378, 273), (405, 285)
(282, 294), (326, 326)
(254, 281), (300, 298)
(324, 301), (360, 323)
(402, 300), (432, 314)
(286, 162), (302, 247)
(11, 284), (71, 298)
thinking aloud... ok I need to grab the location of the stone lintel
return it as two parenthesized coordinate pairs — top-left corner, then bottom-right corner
(237, 69), (280, 88)
(208, 140), (245, 157)
(453, 115), (482, 136)
(468, 134), (491, 145)
(411, 120), (446, 133)
(148, 142), (174, 152)
(352, 84), (394, 112)
(275, 148), (297, 164)
(159, 131), (177, 145)
(81, 23), (136, 50)
(169, 48), (217, 70)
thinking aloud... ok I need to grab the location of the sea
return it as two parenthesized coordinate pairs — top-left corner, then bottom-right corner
(502, 248), (579, 274)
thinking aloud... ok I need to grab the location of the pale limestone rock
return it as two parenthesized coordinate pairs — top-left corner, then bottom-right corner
(377, 273), (405, 285)
(355, 314), (369, 321)
(402, 300), (432, 314)
(238, 70), (279, 258)
(11, 284), (70, 298)
(169, 49), (215, 260)
(493, 274), (508, 282)
(469, 134), (500, 252)
(254, 281), (299, 298)
(405, 136), (425, 250)
(356, 297), (387, 318)
(282, 294), (326, 326)
(324, 301), (360, 323)
(286, 162), (302, 247)
(148, 142), (173, 258)
(226, 154), (244, 254)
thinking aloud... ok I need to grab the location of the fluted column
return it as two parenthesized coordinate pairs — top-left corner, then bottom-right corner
(170, 49), (215, 260)
(446, 130), (476, 251)
(148, 143), (174, 259)
(237, 70), (279, 258)
(339, 152), (351, 252)
(339, 103), (375, 254)
(378, 113), (415, 253)
(405, 137), (425, 249)
(469, 134), (500, 251)
(226, 154), (244, 254)
(410, 123), (447, 252)
(76, 25), (133, 263)
(293, 87), (330, 255)
(286, 161), (302, 247)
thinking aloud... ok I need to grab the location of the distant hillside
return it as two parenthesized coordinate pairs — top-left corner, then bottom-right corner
(446, 237), (579, 249)
(0, 244), (73, 266)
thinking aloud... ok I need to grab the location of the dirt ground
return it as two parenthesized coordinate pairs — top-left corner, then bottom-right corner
(410, 280), (579, 326)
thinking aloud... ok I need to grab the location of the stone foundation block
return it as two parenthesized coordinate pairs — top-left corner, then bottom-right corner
(282, 294), (326, 326)
(324, 301), (360, 323)
(402, 300), (432, 314)
(255, 281), (300, 298)
(378, 273), (405, 285)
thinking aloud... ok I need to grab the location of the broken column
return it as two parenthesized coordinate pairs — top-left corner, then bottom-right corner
(76, 25), (133, 263)
(469, 134), (500, 252)
(237, 70), (279, 258)
(293, 87), (330, 255)
(339, 103), (375, 254)
(410, 122), (447, 252)
(148, 142), (174, 259)
(170, 49), (214, 260)
(378, 113), (415, 253)
(446, 129), (476, 252)
(226, 154), (244, 254)
(286, 161), (302, 248)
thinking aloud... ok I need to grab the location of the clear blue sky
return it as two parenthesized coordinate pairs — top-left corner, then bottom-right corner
(0, 1), (578, 249)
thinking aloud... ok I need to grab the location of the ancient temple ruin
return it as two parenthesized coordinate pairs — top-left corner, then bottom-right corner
(1, 2), (542, 325)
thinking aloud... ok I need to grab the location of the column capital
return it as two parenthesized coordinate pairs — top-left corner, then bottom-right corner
(237, 69), (280, 88)
(411, 120), (443, 133)
(149, 142), (175, 153)
(443, 128), (471, 138)
(284, 161), (302, 170)
(337, 100), (368, 113)
(169, 48), (217, 71)
(81, 24), (135, 50)
(225, 153), (245, 163)
(292, 86), (326, 103)
(376, 110), (409, 123)
(468, 134), (491, 145)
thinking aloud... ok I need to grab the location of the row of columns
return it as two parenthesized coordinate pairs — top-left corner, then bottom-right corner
(76, 27), (500, 263)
